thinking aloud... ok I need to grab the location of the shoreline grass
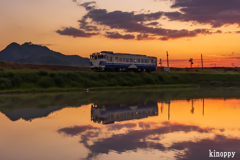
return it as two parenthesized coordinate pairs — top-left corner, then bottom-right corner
(1, 69), (240, 94)
(0, 84), (199, 94)
(2, 87), (240, 111)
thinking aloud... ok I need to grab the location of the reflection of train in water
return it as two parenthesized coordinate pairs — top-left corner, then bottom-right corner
(91, 102), (158, 124)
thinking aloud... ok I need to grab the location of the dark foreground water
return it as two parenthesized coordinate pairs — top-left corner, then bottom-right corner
(0, 89), (240, 160)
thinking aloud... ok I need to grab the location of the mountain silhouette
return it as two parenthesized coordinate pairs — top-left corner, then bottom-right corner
(1, 106), (64, 121)
(0, 42), (90, 66)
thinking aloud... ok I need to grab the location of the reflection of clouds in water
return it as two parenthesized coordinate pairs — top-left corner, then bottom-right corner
(58, 125), (99, 136)
(170, 135), (240, 160)
(138, 121), (158, 129)
(58, 122), (240, 160)
(108, 123), (137, 131)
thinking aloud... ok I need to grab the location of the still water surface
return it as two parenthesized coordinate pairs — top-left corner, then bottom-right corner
(0, 89), (240, 160)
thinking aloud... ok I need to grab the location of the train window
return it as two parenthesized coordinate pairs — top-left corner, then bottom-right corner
(109, 56), (113, 62)
(115, 57), (118, 62)
(145, 59), (148, 63)
(123, 58), (126, 62)
(116, 114), (119, 119)
(98, 55), (104, 59)
(127, 112), (130, 117)
(130, 58), (133, 63)
(126, 58), (129, 62)
(120, 113), (124, 118)
(131, 112), (134, 116)
(119, 58), (122, 62)
(151, 59), (154, 63)
(95, 56), (97, 60)
(90, 55), (93, 59)
(106, 56), (109, 61)
(137, 59), (140, 63)
(141, 59), (144, 63)
(134, 59), (137, 63)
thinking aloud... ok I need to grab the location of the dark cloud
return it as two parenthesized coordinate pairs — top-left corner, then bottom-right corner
(58, 122), (240, 160)
(79, 1), (96, 11)
(235, 31), (240, 33)
(58, 1), (223, 40)
(105, 32), (135, 40)
(136, 33), (153, 40)
(164, 11), (182, 21)
(78, 19), (100, 32)
(84, 9), (164, 32)
(133, 12), (164, 21)
(56, 27), (98, 38)
(170, 135), (240, 160)
(159, 29), (212, 40)
(145, 22), (160, 26)
(58, 125), (99, 136)
(108, 123), (137, 131)
(138, 122), (157, 128)
(82, 8), (213, 40)
(159, 36), (168, 41)
(164, 0), (240, 28)
(215, 30), (222, 34)
(71, 121), (216, 159)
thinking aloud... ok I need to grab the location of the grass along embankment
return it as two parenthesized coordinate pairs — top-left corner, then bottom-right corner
(1, 70), (240, 92)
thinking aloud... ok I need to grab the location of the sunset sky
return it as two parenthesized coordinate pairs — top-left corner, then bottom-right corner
(1, 0), (240, 67)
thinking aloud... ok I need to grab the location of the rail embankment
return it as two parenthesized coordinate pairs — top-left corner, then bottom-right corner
(1, 70), (240, 93)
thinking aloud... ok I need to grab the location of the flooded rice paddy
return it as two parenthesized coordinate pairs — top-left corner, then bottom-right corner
(0, 88), (240, 160)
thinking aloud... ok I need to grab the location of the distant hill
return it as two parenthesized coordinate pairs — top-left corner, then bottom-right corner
(0, 42), (90, 66)
(1, 106), (64, 121)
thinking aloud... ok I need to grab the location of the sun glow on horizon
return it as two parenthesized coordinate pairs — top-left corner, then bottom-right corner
(1, 0), (240, 67)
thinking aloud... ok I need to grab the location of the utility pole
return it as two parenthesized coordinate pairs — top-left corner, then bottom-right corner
(203, 98), (204, 116)
(159, 58), (162, 67)
(191, 99), (194, 114)
(189, 58), (193, 69)
(168, 103), (170, 120)
(167, 51), (170, 71)
(161, 103), (163, 113)
(201, 54), (203, 71)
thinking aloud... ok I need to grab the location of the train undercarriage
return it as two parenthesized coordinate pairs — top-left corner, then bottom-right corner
(91, 67), (156, 72)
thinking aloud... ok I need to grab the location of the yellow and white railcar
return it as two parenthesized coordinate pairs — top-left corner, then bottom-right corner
(90, 51), (157, 72)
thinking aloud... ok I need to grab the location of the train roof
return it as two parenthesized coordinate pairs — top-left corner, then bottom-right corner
(114, 53), (146, 56)
(100, 51), (156, 58)
(100, 51), (113, 54)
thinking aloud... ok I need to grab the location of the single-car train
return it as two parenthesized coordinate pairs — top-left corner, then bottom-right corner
(90, 51), (157, 72)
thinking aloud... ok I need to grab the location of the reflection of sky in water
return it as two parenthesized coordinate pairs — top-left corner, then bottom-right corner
(0, 98), (240, 160)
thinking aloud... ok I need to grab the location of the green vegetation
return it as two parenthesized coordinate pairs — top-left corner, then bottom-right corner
(1, 69), (240, 92)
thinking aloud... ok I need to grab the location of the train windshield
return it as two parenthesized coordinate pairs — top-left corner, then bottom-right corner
(98, 55), (106, 59)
